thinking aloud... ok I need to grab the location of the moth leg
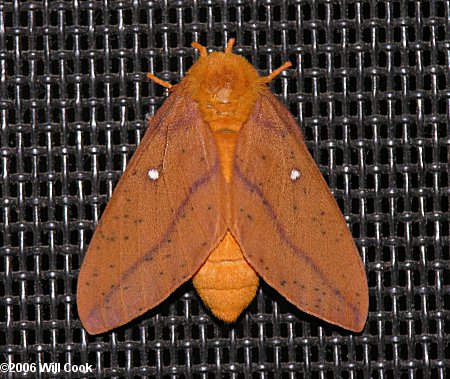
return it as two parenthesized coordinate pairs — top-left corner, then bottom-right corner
(261, 61), (293, 83)
(147, 73), (173, 89)
(225, 38), (235, 54)
(192, 42), (208, 57)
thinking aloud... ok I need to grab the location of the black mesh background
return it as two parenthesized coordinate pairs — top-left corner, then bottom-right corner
(1, 1), (449, 378)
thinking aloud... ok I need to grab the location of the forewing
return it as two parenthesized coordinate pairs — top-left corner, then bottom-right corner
(231, 92), (368, 332)
(78, 88), (227, 334)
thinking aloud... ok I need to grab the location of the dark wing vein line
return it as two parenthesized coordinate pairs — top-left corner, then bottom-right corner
(185, 120), (219, 242)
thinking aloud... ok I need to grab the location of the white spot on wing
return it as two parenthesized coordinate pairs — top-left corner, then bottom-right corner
(290, 169), (300, 181)
(148, 168), (160, 181)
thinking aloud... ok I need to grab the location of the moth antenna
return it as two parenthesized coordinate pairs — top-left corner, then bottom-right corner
(192, 42), (208, 57)
(225, 38), (235, 53)
(147, 73), (173, 89)
(261, 61), (292, 83)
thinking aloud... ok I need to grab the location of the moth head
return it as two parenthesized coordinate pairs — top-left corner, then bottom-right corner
(185, 51), (264, 127)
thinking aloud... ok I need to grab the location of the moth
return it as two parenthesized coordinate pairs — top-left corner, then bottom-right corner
(77, 39), (368, 334)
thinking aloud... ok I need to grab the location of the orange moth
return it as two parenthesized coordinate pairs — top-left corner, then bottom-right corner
(77, 39), (368, 334)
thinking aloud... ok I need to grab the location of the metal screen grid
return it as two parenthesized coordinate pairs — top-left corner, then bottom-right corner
(0, 0), (449, 378)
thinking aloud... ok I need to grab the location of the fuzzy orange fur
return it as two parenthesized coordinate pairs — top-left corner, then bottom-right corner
(185, 51), (264, 320)
(185, 52), (263, 129)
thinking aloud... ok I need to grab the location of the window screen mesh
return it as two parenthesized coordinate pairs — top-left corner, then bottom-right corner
(0, 1), (449, 378)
